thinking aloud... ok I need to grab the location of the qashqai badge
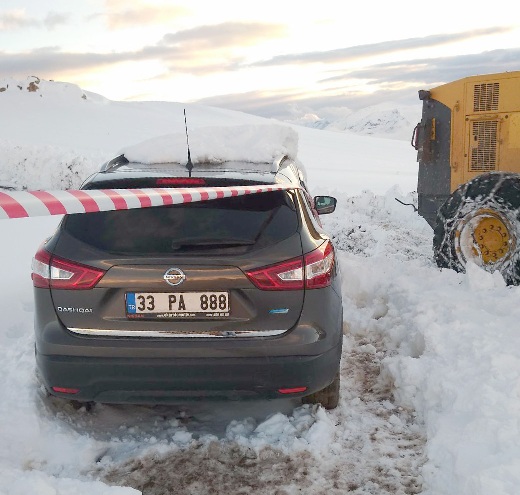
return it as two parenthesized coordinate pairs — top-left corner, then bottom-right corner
(163, 267), (186, 286)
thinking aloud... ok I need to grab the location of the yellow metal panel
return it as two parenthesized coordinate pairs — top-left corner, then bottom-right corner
(497, 115), (520, 173)
(427, 71), (520, 191)
(430, 71), (520, 111)
(509, 113), (520, 149)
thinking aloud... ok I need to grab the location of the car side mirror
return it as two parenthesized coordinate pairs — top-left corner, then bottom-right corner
(314, 195), (337, 215)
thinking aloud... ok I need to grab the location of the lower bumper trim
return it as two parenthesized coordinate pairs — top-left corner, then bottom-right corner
(68, 327), (287, 338)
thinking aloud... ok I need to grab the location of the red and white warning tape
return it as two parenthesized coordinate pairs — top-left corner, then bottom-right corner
(0, 185), (291, 220)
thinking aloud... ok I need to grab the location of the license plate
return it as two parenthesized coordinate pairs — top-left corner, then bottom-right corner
(126, 292), (230, 318)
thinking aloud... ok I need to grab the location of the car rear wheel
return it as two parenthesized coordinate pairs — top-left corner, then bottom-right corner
(303, 371), (340, 410)
(433, 172), (520, 284)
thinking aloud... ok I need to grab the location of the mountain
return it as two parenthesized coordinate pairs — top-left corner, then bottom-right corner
(287, 103), (421, 141)
(0, 76), (418, 193)
(1, 76), (421, 144)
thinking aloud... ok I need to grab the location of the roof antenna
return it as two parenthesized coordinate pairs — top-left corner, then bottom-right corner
(183, 109), (193, 177)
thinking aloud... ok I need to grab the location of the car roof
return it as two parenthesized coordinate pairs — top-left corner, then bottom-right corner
(82, 153), (307, 190)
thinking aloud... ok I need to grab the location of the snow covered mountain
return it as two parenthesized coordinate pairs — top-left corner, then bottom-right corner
(1, 76), (421, 143)
(0, 76), (418, 193)
(287, 103), (421, 141)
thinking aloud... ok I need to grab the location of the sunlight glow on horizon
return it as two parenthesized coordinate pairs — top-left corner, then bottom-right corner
(1, 0), (519, 117)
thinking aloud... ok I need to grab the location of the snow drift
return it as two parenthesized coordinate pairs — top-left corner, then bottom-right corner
(1, 77), (520, 495)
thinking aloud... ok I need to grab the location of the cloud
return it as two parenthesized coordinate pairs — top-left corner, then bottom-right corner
(134, 22), (286, 74)
(0, 9), (70, 31)
(43, 11), (71, 30)
(322, 48), (520, 87)
(0, 48), (124, 77)
(0, 43), (211, 81)
(97, 1), (188, 29)
(252, 27), (514, 66)
(1, 13), (517, 126)
(197, 87), (416, 121)
(196, 89), (306, 117)
(0, 9), (38, 30)
(195, 48), (520, 120)
(160, 22), (286, 49)
(0, 20), (286, 80)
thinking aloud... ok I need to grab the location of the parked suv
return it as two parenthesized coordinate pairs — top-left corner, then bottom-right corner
(32, 136), (343, 409)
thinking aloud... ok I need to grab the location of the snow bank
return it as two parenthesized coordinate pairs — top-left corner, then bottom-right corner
(379, 264), (520, 495)
(321, 190), (520, 495)
(0, 76), (89, 101)
(0, 139), (103, 190)
(1, 469), (139, 495)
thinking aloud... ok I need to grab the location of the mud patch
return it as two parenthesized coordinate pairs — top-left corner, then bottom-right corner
(96, 334), (425, 495)
(102, 443), (313, 495)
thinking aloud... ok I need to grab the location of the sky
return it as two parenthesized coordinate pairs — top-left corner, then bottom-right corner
(1, 0), (520, 121)
(2, 84), (520, 494)
(0, 0), (520, 120)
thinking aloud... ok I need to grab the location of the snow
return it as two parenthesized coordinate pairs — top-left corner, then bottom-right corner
(1, 77), (520, 494)
(120, 124), (299, 166)
(287, 103), (421, 141)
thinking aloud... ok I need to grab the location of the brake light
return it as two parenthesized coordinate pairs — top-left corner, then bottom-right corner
(246, 257), (304, 290)
(278, 387), (307, 394)
(156, 178), (206, 186)
(245, 240), (334, 290)
(304, 240), (335, 289)
(51, 386), (79, 394)
(32, 246), (106, 290)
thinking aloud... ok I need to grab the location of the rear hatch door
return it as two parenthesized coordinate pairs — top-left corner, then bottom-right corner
(49, 190), (304, 337)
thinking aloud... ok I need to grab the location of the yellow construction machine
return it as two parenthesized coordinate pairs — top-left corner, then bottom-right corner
(412, 70), (520, 284)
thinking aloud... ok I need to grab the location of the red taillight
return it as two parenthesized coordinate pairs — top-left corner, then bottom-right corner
(156, 178), (206, 186)
(304, 240), (335, 289)
(278, 387), (308, 395)
(246, 257), (304, 290)
(51, 386), (79, 394)
(32, 246), (106, 290)
(245, 240), (335, 291)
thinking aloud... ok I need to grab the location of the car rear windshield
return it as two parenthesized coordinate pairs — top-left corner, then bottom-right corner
(62, 190), (298, 255)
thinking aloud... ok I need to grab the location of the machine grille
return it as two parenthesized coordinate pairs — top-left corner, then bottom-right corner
(470, 121), (498, 171)
(473, 83), (499, 112)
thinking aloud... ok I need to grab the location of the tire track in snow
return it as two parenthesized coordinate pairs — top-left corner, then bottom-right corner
(92, 190), (429, 494)
(96, 332), (425, 495)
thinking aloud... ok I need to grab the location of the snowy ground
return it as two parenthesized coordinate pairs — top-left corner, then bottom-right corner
(1, 78), (520, 494)
(0, 198), (429, 495)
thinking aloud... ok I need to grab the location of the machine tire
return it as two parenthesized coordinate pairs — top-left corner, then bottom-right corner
(433, 172), (520, 284)
(303, 371), (340, 410)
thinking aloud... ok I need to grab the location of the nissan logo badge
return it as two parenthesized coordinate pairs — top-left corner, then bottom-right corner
(163, 268), (186, 286)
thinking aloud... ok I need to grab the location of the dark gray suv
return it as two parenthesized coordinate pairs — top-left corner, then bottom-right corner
(32, 152), (343, 409)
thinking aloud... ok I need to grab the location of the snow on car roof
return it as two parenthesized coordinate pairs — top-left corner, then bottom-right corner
(119, 124), (299, 166)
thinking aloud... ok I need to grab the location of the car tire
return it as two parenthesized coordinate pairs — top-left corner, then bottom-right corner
(303, 371), (340, 410)
(433, 171), (520, 284)
(68, 399), (95, 412)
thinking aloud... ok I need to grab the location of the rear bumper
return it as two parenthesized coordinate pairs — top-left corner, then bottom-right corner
(36, 342), (342, 404)
(34, 284), (343, 404)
